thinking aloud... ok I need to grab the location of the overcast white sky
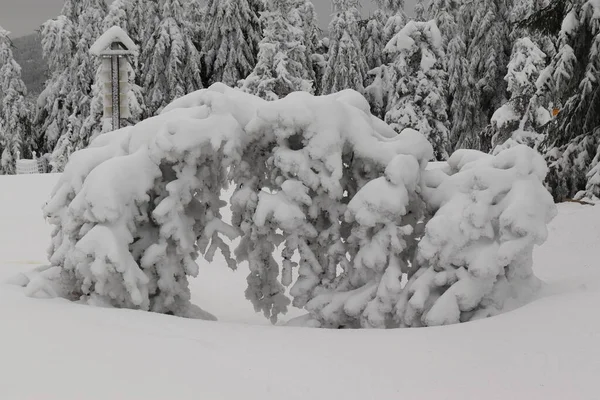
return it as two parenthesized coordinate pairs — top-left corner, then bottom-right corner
(0, 0), (416, 38)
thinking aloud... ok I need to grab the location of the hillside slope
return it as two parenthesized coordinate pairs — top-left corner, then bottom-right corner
(0, 173), (598, 400)
(12, 32), (47, 100)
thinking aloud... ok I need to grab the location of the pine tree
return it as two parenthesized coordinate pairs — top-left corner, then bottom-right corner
(103, 0), (159, 45)
(311, 44), (328, 97)
(519, 0), (567, 36)
(416, 0), (465, 151)
(203, 0), (263, 86)
(489, 38), (549, 153)
(376, 0), (406, 18)
(0, 26), (33, 174)
(511, 0), (555, 60)
(512, 0), (551, 26)
(49, 114), (76, 172)
(538, 0), (599, 147)
(425, 0), (460, 44)
(362, 0), (408, 119)
(365, 0), (407, 58)
(79, 67), (109, 144)
(36, 0), (107, 168)
(322, 0), (368, 94)
(66, 0), (108, 152)
(36, 15), (76, 154)
(184, 0), (205, 55)
(184, 0), (206, 91)
(138, 0), (162, 93)
(453, 0), (514, 153)
(60, 0), (85, 20)
(384, 20), (450, 160)
(432, 1), (465, 151)
(143, 0), (204, 116)
(414, 0), (426, 21)
(379, 0), (408, 44)
(295, 0), (321, 88)
(103, 0), (129, 31)
(361, 11), (387, 71)
(240, 0), (314, 100)
(400, 145), (556, 327)
(533, 0), (600, 200)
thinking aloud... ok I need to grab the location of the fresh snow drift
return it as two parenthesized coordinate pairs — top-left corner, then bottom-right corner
(0, 173), (599, 399)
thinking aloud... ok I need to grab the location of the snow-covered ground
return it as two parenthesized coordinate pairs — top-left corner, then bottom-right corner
(0, 173), (598, 400)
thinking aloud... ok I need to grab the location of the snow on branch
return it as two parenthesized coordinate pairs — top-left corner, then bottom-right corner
(40, 83), (556, 328)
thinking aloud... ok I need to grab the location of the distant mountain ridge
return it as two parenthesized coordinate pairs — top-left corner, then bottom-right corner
(12, 32), (47, 100)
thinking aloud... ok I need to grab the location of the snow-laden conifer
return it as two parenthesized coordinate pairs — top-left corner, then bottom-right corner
(424, 0), (460, 42)
(489, 38), (549, 153)
(37, 83), (557, 329)
(39, 84), (426, 321)
(0, 26), (33, 173)
(361, 10), (387, 71)
(296, 0), (321, 88)
(103, 0), (129, 31)
(363, 0), (408, 120)
(534, 0), (600, 200)
(184, 0), (205, 55)
(322, 0), (368, 94)
(416, 0), (465, 151)
(381, 1), (408, 44)
(203, 0), (263, 86)
(368, 0), (408, 62)
(240, 0), (314, 100)
(384, 20), (450, 160)
(453, 0), (513, 153)
(66, 0), (108, 152)
(510, 0), (555, 65)
(36, 15), (76, 154)
(143, 0), (203, 116)
(38, 0), (107, 170)
(399, 146), (556, 326)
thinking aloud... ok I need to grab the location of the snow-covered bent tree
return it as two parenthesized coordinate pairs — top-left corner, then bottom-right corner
(38, 84), (556, 328)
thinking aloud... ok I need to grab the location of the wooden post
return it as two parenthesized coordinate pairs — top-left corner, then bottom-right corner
(91, 27), (136, 132)
(110, 42), (121, 131)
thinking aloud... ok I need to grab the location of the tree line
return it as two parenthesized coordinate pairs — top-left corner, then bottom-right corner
(0, 0), (599, 201)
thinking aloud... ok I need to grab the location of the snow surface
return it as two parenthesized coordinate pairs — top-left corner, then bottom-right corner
(1, 174), (600, 399)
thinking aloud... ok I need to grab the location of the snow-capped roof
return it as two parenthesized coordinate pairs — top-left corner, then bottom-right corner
(90, 26), (137, 57)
